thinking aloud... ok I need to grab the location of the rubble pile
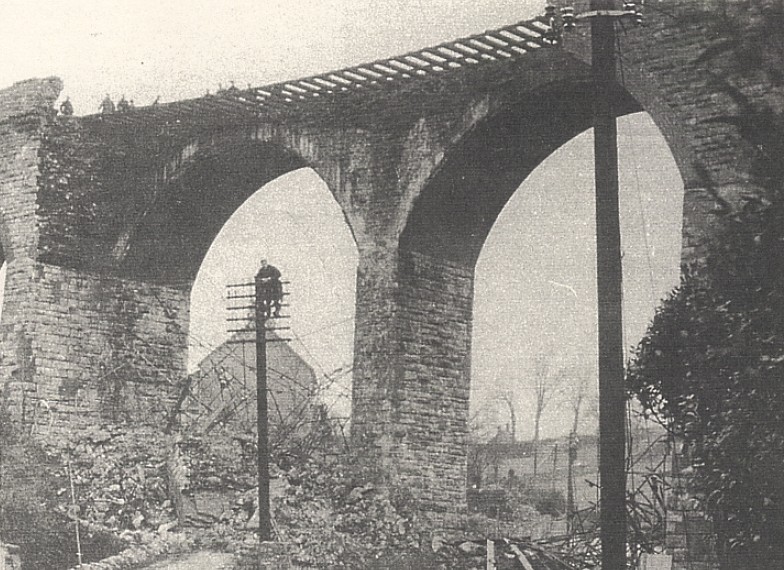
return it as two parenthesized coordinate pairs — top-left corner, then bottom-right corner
(248, 453), (421, 567)
(26, 421), (581, 569)
(177, 433), (257, 492)
(433, 538), (577, 570)
(42, 425), (177, 533)
(249, 453), (576, 569)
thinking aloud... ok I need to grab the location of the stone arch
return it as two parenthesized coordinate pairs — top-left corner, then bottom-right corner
(380, 3), (784, 519)
(400, 80), (642, 265)
(384, 70), (693, 517)
(118, 135), (354, 289)
(187, 165), (359, 394)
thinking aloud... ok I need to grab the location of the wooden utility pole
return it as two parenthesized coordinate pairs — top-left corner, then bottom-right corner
(549, 2), (641, 562)
(254, 273), (272, 542)
(227, 273), (291, 543)
(591, 1), (627, 568)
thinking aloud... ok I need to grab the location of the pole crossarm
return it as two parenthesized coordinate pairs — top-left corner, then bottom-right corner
(577, 9), (633, 19)
(223, 274), (291, 542)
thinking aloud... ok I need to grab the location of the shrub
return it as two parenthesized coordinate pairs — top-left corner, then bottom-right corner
(532, 489), (566, 517)
(627, 93), (784, 561)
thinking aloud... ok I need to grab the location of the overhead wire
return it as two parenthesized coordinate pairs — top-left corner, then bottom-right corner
(615, 21), (673, 550)
(185, 291), (355, 419)
(136, 286), (329, 406)
(613, 20), (640, 518)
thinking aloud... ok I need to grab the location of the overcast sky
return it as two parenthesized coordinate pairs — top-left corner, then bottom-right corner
(2, 1), (683, 437)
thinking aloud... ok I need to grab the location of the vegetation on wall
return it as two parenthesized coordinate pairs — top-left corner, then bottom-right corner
(626, 3), (784, 562)
(36, 116), (179, 270)
(627, 87), (784, 568)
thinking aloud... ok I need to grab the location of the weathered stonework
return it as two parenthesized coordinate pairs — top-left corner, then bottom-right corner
(0, 81), (188, 432)
(0, 7), (781, 563)
(556, 0), (784, 267)
(0, 261), (188, 431)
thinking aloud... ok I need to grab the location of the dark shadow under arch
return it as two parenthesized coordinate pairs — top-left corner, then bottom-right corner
(121, 141), (310, 286)
(400, 80), (642, 267)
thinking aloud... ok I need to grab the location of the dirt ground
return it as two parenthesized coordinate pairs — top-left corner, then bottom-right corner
(141, 551), (236, 569)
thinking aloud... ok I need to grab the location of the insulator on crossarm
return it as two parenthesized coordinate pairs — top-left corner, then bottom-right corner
(635, 5), (644, 26)
(623, 2), (637, 17)
(544, 4), (557, 19)
(561, 6), (576, 31)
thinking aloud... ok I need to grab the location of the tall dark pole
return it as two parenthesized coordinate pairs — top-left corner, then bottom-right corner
(591, 1), (627, 568)
(567, 432), (576, 537)
(254, 277), (272, 542)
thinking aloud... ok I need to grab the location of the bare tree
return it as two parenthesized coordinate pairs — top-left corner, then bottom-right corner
(467, 399), (504, 487)
(564, 367), (596, 531)
(499, 391), (517, 442)
(568, 370), (597, 437)
(530, 354), (565, 475)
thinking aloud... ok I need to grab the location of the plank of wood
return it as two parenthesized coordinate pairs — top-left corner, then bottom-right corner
(486, 539), (496, 570)
(509, 544), (536, 570)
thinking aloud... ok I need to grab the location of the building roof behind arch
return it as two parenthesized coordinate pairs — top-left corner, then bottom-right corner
(80, 16), (555, 131)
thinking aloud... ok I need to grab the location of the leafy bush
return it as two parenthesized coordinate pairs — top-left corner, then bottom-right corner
(531, 489), (566, 518)
(627, 97), (784, 561)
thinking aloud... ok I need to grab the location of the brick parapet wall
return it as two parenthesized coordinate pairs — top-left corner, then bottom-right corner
(0, 78), (189, 434)
(0, 125), (42, 261)
(0, 78), (61, 122)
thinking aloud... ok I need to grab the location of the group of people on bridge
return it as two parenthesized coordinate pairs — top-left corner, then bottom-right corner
(100, 94), (136, 114)
(57, 94), (162, 117)
(58, 82), (247, 117)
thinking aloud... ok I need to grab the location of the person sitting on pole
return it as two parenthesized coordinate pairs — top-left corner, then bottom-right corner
(255, 258), (282, 318)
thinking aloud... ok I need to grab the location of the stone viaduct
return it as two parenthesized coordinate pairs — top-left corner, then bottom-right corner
(0, 0), (781, 524)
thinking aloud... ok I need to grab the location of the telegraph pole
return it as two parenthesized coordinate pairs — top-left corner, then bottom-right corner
(591, 2), (627, 569)
(254, 275), (271, 542)
(545, 2), (644, 567)
(227, 270), (291, 544)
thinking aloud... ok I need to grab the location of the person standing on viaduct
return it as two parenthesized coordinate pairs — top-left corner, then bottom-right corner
(59, 96), (74, 116)
(99, 94), (115, 114)
(117, 95), (130, 113)
(255, 258), (282, 318)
